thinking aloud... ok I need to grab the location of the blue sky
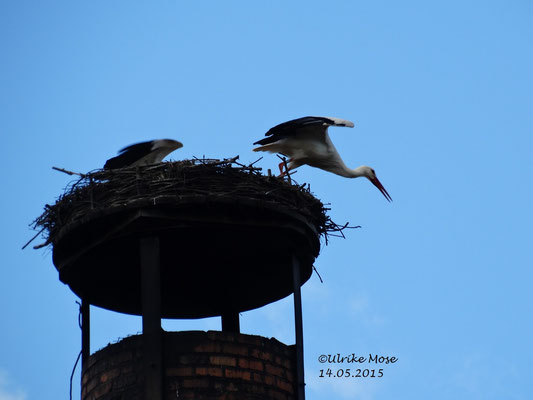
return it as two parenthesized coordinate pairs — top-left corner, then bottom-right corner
(1, 1), (532, 399)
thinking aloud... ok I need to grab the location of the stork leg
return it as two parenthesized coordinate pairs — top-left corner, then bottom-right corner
(278, 161), (286, 176)
(278, 159), (293, 178)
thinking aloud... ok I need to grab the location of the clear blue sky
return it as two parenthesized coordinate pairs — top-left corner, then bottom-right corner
(1, 1), (532, 399)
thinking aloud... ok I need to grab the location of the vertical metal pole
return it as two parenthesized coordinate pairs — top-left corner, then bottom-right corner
(140, 237), (163, 400)
(81, 298), (90, 369)
(292, 253), (305, 400)
(221, 312), (240, 333)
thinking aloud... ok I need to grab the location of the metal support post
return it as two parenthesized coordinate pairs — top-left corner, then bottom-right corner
(292, 253), (305, 400)
(81, 298), (90, 370)
(140, 237), (163, 400)
(221, 312), (240, 333)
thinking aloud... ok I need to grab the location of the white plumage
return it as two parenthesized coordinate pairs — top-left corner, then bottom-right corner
(104, 139), (183, 169)
(253, 116), (392, 201)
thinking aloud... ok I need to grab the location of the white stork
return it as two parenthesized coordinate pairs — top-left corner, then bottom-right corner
(253, 116), (392, 202)
(104, 139), (183, 169)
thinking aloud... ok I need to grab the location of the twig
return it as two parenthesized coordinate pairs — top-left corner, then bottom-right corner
(193, 156), (240, 166)
(221, 155), (240, 164)
(52, 166), (86, 177)
(249, 156), (263, 167)
(324, 220), (361, 240)
(33, 240), (51, 250)
(337, 222), (361, 231)
(21, 227), (45, 250)
(233, 158), (263, 171)
(313, 265), (324, 283)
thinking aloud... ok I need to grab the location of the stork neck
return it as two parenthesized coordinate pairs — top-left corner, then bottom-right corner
(334, 165), (366, 178)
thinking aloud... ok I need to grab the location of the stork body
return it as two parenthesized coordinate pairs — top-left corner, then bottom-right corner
(104, 139), (183, 169)
(253, 116), (392, 201)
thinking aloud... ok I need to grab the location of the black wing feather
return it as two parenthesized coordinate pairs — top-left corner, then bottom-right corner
(253, 116), (335, 146)
(104, 141), (154, 169)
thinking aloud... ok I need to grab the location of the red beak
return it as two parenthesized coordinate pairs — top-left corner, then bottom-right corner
(370, 177), (392, 202)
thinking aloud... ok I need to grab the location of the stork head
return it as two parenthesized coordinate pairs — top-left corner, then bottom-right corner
(359, 166), (392, 202)
(153, 139), (183, 151)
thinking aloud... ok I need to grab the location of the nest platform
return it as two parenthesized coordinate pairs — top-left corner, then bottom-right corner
(34, 158), (335, 318)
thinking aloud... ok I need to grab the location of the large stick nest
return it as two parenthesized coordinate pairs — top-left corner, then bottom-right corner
(31, 157), (353, 249)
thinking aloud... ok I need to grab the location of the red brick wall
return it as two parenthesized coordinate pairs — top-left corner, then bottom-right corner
(82, 330), (296, 400)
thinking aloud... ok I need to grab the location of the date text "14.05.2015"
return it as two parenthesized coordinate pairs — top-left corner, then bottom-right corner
(319, 369), (384, 378)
